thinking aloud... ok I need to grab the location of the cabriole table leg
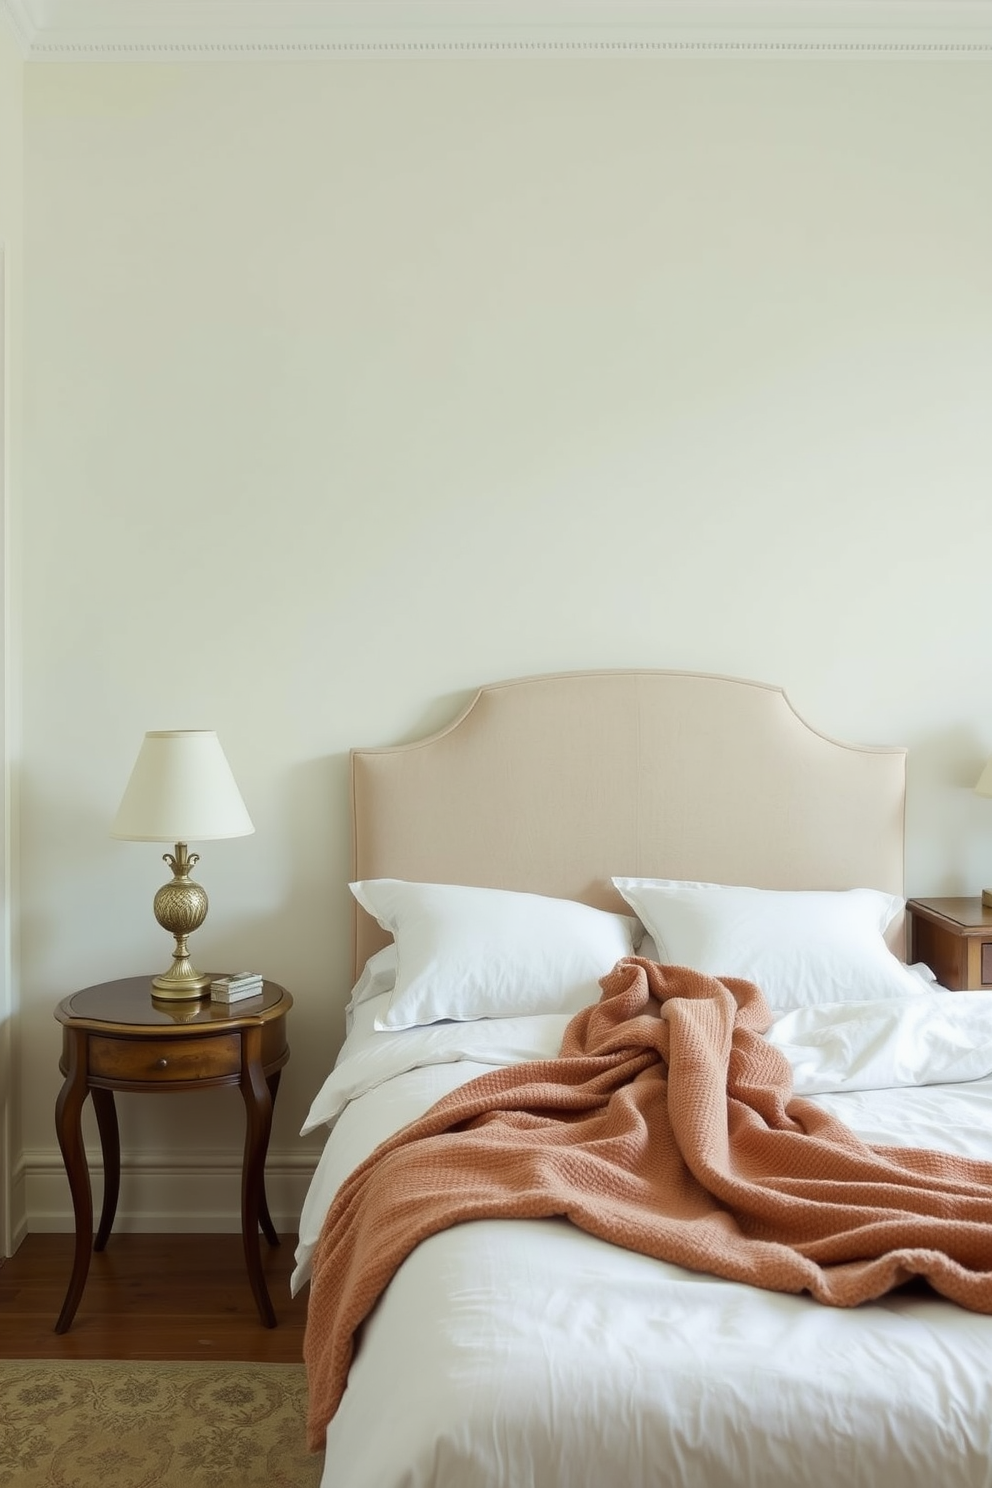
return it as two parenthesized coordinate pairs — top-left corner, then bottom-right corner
(54, 1033), (94, 1333)
(239, 1026), (277, 1328)
(92, 1087), (120, 1251)
(257, 1069), (282, 1249)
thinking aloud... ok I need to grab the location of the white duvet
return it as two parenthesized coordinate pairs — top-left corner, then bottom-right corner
(295, 987), (992, 1488)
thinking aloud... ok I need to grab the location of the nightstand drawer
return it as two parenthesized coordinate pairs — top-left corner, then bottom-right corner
(88, 1032), (241, 1082)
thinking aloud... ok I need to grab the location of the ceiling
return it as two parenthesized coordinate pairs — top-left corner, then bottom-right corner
(2, 0), (991, 59)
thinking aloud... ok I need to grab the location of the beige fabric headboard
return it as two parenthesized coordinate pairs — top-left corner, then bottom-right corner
(350, 670), (907, 977)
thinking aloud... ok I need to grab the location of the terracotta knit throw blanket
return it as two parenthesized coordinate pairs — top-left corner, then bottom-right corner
(304, 958), (992, 1449)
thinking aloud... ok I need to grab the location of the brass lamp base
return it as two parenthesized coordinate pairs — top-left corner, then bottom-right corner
(149, 842), (212, 1001)
(151, 965), (212, 1000)
(983, 888), (992, 910)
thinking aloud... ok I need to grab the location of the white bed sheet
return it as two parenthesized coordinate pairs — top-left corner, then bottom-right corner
(296, 988), (992, 1488)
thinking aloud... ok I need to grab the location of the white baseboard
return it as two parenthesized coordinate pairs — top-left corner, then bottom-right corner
(17, 1146), (317, 1236)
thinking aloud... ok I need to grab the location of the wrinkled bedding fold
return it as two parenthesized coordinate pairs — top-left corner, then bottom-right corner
(304, 958), (992, 1450)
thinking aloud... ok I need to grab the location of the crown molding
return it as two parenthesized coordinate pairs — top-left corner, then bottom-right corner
(2, 1), (991, 60)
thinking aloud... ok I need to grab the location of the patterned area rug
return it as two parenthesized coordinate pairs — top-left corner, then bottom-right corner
(0, 1359), (322, 1487)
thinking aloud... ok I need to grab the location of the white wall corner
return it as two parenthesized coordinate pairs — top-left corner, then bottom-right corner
(0, 242), (13, 1261)
(8, 1134), (27, 1253)
(0, 0), (35, 55)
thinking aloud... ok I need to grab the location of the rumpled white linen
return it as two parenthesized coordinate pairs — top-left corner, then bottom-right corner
(297, 984), (992, 1488)
(768, 990), (992, 1092)
(302, 984), (992, 1139)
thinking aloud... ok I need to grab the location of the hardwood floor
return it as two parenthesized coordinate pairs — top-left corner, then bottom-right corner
(0, 1233), (309, 1361)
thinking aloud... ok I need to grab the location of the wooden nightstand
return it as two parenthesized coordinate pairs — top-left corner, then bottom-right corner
(906, 898), (992, 992)
(53, 975), (292, 1333)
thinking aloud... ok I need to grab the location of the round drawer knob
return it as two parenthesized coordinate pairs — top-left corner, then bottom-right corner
(155, 1058), (168, 1069)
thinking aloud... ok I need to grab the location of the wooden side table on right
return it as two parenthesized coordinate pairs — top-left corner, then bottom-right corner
(906, 897), (992, 992)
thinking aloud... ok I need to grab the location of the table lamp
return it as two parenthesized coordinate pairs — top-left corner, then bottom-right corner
(975, 756), (992, 909)
(111, 730), (254, 999)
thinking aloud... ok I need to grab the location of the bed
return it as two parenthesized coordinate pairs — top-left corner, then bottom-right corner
(293, 669), (992, 1488)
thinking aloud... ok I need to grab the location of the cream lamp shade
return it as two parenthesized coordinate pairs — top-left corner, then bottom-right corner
(112, 730), (254, 842)
(112, 730), (254, 999)
(974, 756), (992, 909)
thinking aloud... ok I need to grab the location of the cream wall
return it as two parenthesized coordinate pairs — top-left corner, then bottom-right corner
(14, 56), (992, 1237)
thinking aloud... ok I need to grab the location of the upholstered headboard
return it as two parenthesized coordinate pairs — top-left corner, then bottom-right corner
(350, 670), (906, 977)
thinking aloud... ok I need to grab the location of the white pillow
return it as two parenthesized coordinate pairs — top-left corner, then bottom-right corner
(611, 878), (928, 1012)
(350, 879), (640, 1030)
(347, 944), (398, 1009)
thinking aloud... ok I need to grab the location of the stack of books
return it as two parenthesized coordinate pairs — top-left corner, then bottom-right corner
(210, 971), (264, 1004)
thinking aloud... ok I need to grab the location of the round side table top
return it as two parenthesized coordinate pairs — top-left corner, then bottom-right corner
(56, 976), (291, 1032)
